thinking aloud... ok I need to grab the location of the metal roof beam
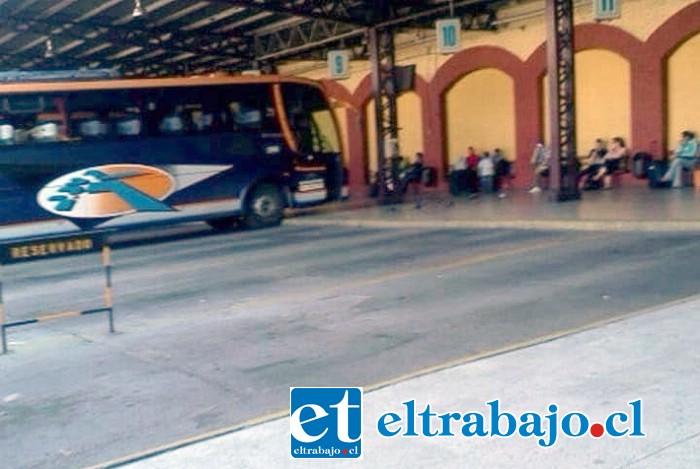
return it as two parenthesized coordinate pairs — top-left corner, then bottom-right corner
(251, 0), (503, 63)
(215, 0), (369, 26)
(254, 17), (359, 58)
(0, 14), (255, 63)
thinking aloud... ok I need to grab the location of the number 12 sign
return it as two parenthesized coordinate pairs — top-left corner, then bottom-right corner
(436, 18), (461, 54)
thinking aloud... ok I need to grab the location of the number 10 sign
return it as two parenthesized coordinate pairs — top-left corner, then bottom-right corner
(436, 18), (461, 54)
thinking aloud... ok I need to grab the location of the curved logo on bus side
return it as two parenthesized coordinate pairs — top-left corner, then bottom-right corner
(37, 164), (176, 218)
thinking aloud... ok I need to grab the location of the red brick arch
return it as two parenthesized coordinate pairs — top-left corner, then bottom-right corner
(514, 24), (649, 182)
(646, 1), (700, 60)
(643, 2), (700, 151)
(322, 5), (700, 189)
(428, 46), (525, 181)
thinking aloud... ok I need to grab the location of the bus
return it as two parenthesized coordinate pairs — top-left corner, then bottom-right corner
(0, 70), (347, 242)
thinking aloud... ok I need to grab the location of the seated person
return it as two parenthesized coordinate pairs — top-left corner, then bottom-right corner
(579, 138), (607, 190)
(402, 152), (425, 206)
(661, 130), (698, 188)
(600, 137), (628, 189)
(399, 152), (424, 185)
(159, 105), (186, 134)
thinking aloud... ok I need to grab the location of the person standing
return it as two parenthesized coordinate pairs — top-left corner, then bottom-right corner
(465, 146), (480, 196)
(492, 148), (510, 198)
(529, 143), (550, 193)
(450, 153), (468, 195)
(477, 152), (495, 194)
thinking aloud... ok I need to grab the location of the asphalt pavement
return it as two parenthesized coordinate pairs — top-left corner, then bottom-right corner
(103, 185), (700, 469)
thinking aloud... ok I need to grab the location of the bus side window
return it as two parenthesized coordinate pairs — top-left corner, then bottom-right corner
(190, 108), (214, 133)
(195, 88), (221, 133)
(262, 103), (278, 133)
(112, 110), (142, 138)
(65, 90), (144, 140)
(230, 101), (261, 131)
(31, 96), (66, 142)
(156, 104), (187, 136)
(0, 95), (68, 144)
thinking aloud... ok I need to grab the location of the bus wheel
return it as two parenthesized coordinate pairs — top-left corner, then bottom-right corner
(244, 184), (283, 229)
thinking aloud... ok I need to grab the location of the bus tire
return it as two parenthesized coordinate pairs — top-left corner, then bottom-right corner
(243, 184), (283, 229)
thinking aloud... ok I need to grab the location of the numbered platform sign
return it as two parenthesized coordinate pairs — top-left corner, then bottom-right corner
(328, 50), (350, 80)
(594, 0), (620, 20)
(436, 18), (461, 54)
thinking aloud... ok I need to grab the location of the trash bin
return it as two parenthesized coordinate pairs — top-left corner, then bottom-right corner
(632, 152), (652, 179)
(422, 166), (437, 187)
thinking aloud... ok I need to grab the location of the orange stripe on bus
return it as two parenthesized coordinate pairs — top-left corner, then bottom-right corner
(273, 83), (298, 153)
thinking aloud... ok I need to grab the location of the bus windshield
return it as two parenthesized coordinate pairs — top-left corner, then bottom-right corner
(282, 83), (341, 155)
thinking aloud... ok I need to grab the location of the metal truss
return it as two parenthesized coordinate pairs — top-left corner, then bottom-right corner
(368, 25), (401, 203)
(252, 0), (501, 64)
(0, 14), (254, 72)
(217, 0), (368, 26)
(546, 0), (580, 201)
(254, 17), (362, 61)
(0, 1), (504, 76)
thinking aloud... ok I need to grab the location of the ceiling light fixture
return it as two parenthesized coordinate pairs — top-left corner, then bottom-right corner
(45, 39), (54, 58)
(132, 0), (145, 18)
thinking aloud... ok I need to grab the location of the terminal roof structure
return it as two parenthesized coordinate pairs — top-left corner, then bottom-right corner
(0, 0), (506, 76)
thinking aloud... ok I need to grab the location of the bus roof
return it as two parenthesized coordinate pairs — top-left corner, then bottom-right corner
(0, 73), (322, 95)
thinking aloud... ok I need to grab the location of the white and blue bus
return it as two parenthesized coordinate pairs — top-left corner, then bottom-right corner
(0, 70), (346, 241)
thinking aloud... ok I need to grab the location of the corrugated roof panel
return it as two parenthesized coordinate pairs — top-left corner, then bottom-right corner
(75, 0), (122, 22)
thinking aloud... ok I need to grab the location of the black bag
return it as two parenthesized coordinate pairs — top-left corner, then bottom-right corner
(496, 159), (511, 177)
(449, 169), (467, 195)
(647, 161), (670, 188)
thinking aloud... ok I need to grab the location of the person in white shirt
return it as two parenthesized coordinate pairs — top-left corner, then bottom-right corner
(477, 152), (495, 194)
